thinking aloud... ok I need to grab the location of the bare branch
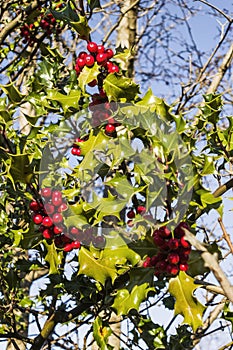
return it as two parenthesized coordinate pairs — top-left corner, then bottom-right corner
(184, 229), (233, 302)
(195, 0), (233, 23)
(218, 217), (233, 255)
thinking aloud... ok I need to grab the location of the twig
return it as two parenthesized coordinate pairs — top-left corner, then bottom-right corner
(195, 0), (232, 23)
(184, 229), (233, 302)
(103, 0), (140, 44)
(218, 217), (233, 255)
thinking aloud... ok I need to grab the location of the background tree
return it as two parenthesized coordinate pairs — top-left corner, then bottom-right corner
(0, 1), (233, 350)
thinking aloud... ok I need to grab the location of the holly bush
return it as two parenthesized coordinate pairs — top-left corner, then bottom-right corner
(0, 1), (233, 349)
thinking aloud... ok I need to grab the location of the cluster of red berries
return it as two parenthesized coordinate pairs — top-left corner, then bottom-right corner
(30, 188), (81, 252)
(71, 137), (85, 156)
(126, 205), (146, 227)
(75, 41), (119, 77)
(74, 42), (120, 135)
(143, 222), (191, 278)
(20, 12), (61, 45)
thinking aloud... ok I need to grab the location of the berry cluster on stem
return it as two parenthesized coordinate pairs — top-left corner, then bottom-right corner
(75, 41), (120, 135)
(20, 11), (61, 45)
(143, 222), (191, 278)
(30, 188), (80, 252)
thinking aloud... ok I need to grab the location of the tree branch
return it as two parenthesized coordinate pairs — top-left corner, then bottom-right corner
(184, 229), (233, 302)
(0, 1), (42, 46)
(30, 298), (99, 350)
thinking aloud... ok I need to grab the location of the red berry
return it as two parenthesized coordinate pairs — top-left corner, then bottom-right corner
(180, 236), (191, 249)
(77, 58), (86, 68)
(167, 253), (180, 265)
(158, 226), (171, 238)
(127, 210), (135, 219)
(75, 65), (81, 75)
(105, 123), (116, 134)
(42, 228), (53, 239)
(41, 187), (52, 198)
(143, 257), (151, 268)
(179, 263), (188, 272)
(78, 51), (87, 59)
(92, 236), (106, 249)
(136, 206), (146, 215)
(52, 196), (63, 207)
(52, 190), (62, 198)
(87, 42), (98, 53)
(54, 236), (64, 248)
(108, 65), (119, 74)
(33, 214), (43, 225)
(153, 233), (167, 249)
(63, 243), (74, 252)
(44, 203), (55, 215)
(150, 255), (160, 266)
(30, 201), (40, 211)
(88, 79), (97, 87)
(85, 54), (95, 67)
(166, 264), (179, 275)
(62, 235), (72, 244)
(72, 240), (81, 249)
(69, 226), (79, 235)
(53, 226), (63, 235)
(57, 203), (68, 212)
(71, 147), (81, 156)
(174, 222), (189, 238)
(52, 213), (63, 224)
(106, 61), (113, 71)
(156, 261), (167, 272)
(105, 48), (114, 59)
(97, 44), (105, 53)
(168, 238), (179, 250)
(42, 216), (53, 227)
(96, 53), (107, 64)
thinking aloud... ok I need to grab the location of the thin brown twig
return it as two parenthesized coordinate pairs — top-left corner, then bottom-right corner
(218, 217), (233, 255)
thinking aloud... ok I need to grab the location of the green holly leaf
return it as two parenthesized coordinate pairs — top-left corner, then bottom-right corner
(0, 83), (24, 103)
(47, 89), (81, 112)
(9, 154), (34, 185)
(105, 172), (146, 202)
(112, 267), (155, 315)
(50, 4), (91, 37)
(114, 48), (135, 71)
(44, 240), (63, 275)
(78, 246), (118, 285)
(103, 74), (140, 102)
(78, 63), (100, 91)
(169, 271), (205, 331)
(78, 236), (140, 285)
(93, 316), (112, 350)
(71, 15), (91, 38)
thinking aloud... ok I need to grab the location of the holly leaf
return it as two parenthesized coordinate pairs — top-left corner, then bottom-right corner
(47, 89), (81, 112)
(78, 63), (100, 91)
(78, 246), (118, 285)
(105, 172), (146, 202)
(112, 267), (155, 315)
(103, 74), (140, 102)
(169, 271), (205, 331)
(44, 240), (63, 274)
(0, 83), (24, 103)
(78, 236), (140, 285)
(9, 154), (34, 185)
(71, 15), (91, 38)
(93, 316), (113, 350)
